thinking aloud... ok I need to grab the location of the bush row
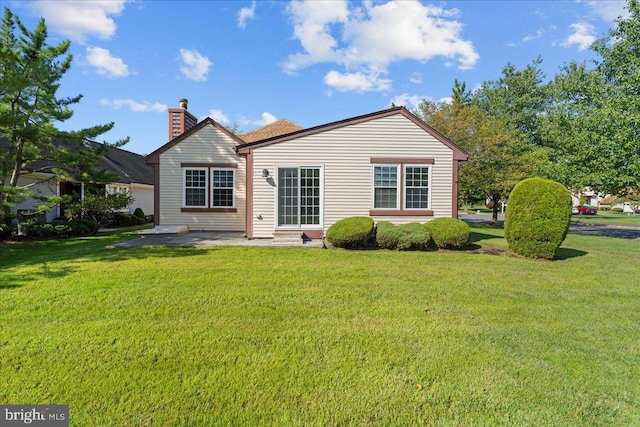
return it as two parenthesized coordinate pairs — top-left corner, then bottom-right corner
(326, 216), (470, 251)
(28, 219), (99, 239)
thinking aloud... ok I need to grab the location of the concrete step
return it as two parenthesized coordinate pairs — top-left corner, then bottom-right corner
(272, 231), (304, 246)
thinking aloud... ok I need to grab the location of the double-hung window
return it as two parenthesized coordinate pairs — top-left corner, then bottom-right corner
(183, 165), (236, 210)
(184, 168), (207, 207)
(371, 159), (433, 214)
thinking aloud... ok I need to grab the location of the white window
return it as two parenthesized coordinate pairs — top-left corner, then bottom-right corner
(212, 169), (235, 207)
(277, 166), (322, 227)
(404, 165), (431, 209)
(373, 165), (399, 209)
(183, 168), (207, 207)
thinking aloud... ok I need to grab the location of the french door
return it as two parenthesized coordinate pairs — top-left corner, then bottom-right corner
(277, 167), (322, 227)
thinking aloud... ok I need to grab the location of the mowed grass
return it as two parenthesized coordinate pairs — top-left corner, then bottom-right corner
(1, 226), (639, 426)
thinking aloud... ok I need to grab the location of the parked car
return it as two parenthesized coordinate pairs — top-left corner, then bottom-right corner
(572, 206), (579, 215)
(576, 205), (597, 215)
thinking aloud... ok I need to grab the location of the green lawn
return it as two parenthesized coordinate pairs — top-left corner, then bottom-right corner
(571, 211), (640, 225)
(1, 226), (639, 426)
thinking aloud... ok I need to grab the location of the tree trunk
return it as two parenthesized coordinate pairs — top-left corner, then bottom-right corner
(490, 194), (501, 225)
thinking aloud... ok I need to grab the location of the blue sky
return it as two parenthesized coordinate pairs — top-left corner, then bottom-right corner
(8, 0), (629, 155)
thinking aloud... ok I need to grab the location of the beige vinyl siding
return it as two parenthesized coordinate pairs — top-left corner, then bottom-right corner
(158, 124), (245, 231)
(13, 174), (59, 222)
(250, 114), (455, 238)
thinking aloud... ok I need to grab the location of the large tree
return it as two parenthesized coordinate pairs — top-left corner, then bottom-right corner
(0, 8), (127, 224)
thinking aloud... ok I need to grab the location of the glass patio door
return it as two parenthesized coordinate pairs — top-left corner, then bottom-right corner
(277, 167), (321, 227)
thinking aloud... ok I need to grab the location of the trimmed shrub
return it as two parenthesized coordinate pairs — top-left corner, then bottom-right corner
(424, 217), (470, 249)
(133, 207), (146, 219)
(375, 221), (401, 249)
(504, 177), (572, 260)
(29, 219), (93, 239)
(74, 218), (99, 235)
(326, 216), (374, 248)
(110, 212), (144, 227)
(376, 221), (430, 250)
(0, 223), (13, 240)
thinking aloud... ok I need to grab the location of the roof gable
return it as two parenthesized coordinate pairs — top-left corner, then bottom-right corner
(236, 107), (468, 160)
(146, 118), (245, 164)
(238, 119), (304, 143)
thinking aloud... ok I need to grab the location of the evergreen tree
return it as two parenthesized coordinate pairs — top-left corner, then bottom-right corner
(0, 8), (128, 223)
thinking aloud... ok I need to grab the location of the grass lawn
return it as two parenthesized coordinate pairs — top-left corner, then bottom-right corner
(571, 212), (640, 226)
(1, 226), (639, 425)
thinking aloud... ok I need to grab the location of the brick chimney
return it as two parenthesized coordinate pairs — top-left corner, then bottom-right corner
(168, 98), (198, 140)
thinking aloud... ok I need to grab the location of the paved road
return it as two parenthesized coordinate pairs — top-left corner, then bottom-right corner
(460, 213), (640, 240)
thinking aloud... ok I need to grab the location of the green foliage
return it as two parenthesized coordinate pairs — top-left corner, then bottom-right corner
(110, 212), (145, 228)
(375, 221), (430, 251)
(325, 216), (374, 249)
(28, 219), (95, 239)
(133, 207), (146, 219)
(0, 7), (128, 223)
(66, 191), (133, 226)
(504, 177), (572, 259)
(424, 218), (470, 249)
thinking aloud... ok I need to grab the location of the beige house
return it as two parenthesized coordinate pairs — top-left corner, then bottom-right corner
(147, 102), (468, 239)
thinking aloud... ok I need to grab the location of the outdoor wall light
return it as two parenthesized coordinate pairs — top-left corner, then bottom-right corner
(262, 169), (270, 178)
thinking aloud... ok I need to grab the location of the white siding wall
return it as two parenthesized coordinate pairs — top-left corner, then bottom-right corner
(250, 114), (455, 238)
(13, 174), (59, 222)
(130, 184), (154, 215)
(158, 124), (245, 231)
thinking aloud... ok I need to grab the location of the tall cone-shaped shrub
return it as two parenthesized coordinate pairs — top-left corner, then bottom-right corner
(504, 177), (572, 259)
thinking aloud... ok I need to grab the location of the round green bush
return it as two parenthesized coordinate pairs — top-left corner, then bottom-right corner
(326, 216), (374, 248)
(424, 217), (470, 249)
(133, 207), (146, 219)
(504, 177), (572, 259)
(376, 221), (430, 250)
(375, 221), (400, 249)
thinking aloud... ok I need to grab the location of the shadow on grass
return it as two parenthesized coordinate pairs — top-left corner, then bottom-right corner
(468, 230), (504, 245)
(555, 247), (588, 260)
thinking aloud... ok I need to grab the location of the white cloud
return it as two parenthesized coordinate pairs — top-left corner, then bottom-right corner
(28, 0), (130, 43)
(324, 70), (391, 93)
(562, 23), (597, 51)
(238, 1), (256, 29)
(409, 72), (422, 84)
(390, 93), (431, 110)
(205, 109), (229, 124)
(522, 28), (545, 43)
(85, 47), (129, 78)
(179, 48), (212, 82)
(587, 1), (628, 22)
(283, 0), (478, 92)
(100, 99), (167, 113)
(254, 112), (278, 126)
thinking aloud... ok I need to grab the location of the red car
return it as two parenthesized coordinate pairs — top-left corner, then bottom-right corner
(576, 205), (597, 215)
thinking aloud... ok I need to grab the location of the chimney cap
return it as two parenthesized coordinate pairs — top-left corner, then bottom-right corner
(179, 98), (188, 109)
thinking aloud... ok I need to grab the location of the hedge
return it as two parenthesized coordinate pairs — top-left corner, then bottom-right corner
(376, 221), (430, 251)
(325, 216), (374, 248)
(424, 218), (470, 249)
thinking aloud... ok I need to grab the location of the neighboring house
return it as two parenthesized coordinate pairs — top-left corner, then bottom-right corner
(1, 138), (154, 223)
(147, 102), (468, 239)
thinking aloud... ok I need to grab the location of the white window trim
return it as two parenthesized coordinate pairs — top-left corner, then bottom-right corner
(183, 167), (208, 208)
(211, 168), (236, 208)
(403, 164), (432, 210)
(274, 164), (324, 230)
(371, 164), (401, 210)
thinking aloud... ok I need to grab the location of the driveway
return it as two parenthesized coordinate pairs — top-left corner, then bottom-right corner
(460, 213), (640, 240)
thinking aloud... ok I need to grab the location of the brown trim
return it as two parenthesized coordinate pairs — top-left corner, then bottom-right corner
(245, 151), (253, 238)
(303, 230), (323, 239)
(153, 164), (160, 226)
(181, 162), (238, 168)
(275, 229), (323, 239)
(370, 157), (434, 164)
(236, 107), (468, 162)
(369, 209), (434, 217)
(181, 208), (237, 213)
(147, 118), (246, 164)
(452, 160), (460, 218)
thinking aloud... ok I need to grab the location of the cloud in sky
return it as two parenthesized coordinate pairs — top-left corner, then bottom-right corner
(237, 1), (256, 29)
(562, 22), (597, 51)
(85, 47), (129, 78)
(587, 1), (628, 22)
(28, 0), (129, 43)
(283, 0), (478, 93)
(240, 112), (278, 127)
(100, 98), (167, 113)
(205, 109), (229, 124)
(179, 48), (212, 82)
(390, 93), (430, 110)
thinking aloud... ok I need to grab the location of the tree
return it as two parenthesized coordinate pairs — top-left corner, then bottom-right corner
(416, 99), (546, 224)
(0, 8), (128, 224)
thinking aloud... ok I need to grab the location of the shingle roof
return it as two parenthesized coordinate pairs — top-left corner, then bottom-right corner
(238, 119), (304, 143)
(0, 138), (154, 185)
